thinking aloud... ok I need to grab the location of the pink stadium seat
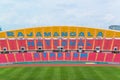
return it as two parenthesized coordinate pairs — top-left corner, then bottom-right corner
(88, 52), (96, 61)
(72, 52), (79, 61)
(112, 39), (120, 50)
(113, 54), (120, 63)
(94, 39), (103, 50)
(35, 39), (44, 49)
(85, 39), (94, 50)
(65, 52), (71, 61)
(77, 39), (85, 49)
(33, 53), (41, 61)
(8, 40), (18, 50)
(0, 54), (7, 63)
(103, 39), (112, 50)
(15, 53), (24, 62)
(105, 53), (114, 62)
(44, 39), (52, 49)
(27, 39), (35, 50)
(80, 53), (88, 61)
(17, 39), (27, 50)
(57, 52), (64, 61)
(69, 39), (76, 50)
(53, 39), (60, 49)
(7, 54), (16, 62)
(49, 52), (56, 61)
(96, 53), (105, 62)
(0, 40), (9, 50)
(41, 52), (48, 61)
(24, 53), (33, 62)
(61, 39), (68, 49)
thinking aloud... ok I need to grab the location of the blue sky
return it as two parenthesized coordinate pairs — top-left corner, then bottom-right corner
(0, 0), (120, 30)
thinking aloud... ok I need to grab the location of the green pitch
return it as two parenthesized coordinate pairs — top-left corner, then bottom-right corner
(0, 66), (120, 80)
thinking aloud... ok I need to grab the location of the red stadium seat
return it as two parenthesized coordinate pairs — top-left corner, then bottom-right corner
(44, 39), (52, 50)
(103, 39), (112, 50)
(53, 39), (60, 49)
(41, 52), (49, 61)
(85, 39), (94, 50)
(0, 54), (7, 63)
(94, 39), (103, 50)
(8, 39), (18, 50)
(65, 52), (71, 61)
(33, 52), (41, 62)
(77, 38), (85, 49)
(105, 53), (114, 62)
(88, 52), (96, 61)
(49, 52), (56, 61)
(69, 39), (76, 50)
(0, 40), (9, 50)
(57, 52), (64, 61)
(27, 39), (35, 50)
(35, 39), (44, 49)
(24, 53), (33, 62)
(72, 52), (79, 61)
(61, 39), (68, 49)
(113, 54), (120, 63)
(112, 39), (120, 50)
(96, 53), (105, 62)
(7, 54), (16, 63)
(15, 53), (24, 62)
(17, 39), (27, 50)
(80, 53), (88, 61)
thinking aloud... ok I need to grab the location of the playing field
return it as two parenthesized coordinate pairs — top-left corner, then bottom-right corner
(0, 66), (120, 80)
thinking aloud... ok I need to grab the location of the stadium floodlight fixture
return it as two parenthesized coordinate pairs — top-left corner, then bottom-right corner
(1, 47), (9, 54)
(20, 47), (26, 52)
(95, 46), (100, 53)
(113, 47), (119, 53)
(3, 47), (7, 52)
(113, 47), (118, 51)
(78, 46), (83, 53)
(37, 46), (43, 52)
(57, 46), (65, 52)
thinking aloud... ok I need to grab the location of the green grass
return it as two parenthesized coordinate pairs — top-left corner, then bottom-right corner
(0, 66), (120, 80)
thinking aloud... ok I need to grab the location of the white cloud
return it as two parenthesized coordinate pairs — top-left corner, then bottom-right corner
(0, 0), (120, 30)
(103, 14), (115, 22)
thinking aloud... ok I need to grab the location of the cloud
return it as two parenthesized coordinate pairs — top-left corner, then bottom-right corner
(0, 0), (120, 30)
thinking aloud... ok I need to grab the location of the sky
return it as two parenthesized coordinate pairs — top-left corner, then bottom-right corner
(0, 0), (120, 31)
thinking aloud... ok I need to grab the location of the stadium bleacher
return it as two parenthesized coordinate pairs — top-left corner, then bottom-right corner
(0, 38), (120, 63)
(0, 26), (120, 64)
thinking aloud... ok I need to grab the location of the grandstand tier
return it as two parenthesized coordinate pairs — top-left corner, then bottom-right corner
(0, 52), (119, 63)
(0, 26), (120, 64)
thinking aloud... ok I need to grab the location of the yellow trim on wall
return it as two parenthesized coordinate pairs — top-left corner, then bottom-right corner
(1, 26), (120, 38)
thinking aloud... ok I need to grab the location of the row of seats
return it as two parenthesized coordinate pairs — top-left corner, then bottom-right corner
(0, 52), (120, 63)
(0, 39), (120, 51)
